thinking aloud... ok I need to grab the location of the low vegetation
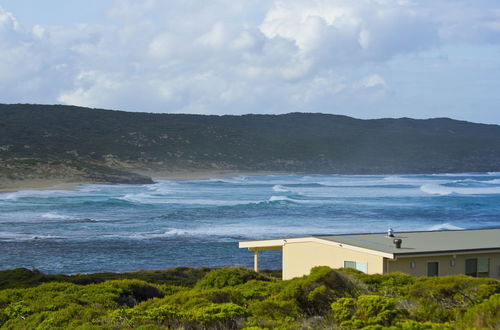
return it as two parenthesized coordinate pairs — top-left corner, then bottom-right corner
(0, 266), (498, 329)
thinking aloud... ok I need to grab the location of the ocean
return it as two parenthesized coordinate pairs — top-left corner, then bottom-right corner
(1, 173), (499, 274)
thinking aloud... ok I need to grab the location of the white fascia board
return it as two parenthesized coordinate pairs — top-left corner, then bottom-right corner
(239, 236), (394, 258)
(239, 239), (286, 249)
(311, 237), (394, 259)
(239, 237), (313, 249)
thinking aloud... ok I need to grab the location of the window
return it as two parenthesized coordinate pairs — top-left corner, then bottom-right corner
(344, 261), (368, 273)
(478, 258), (490, 277)
(465, 258), (477, 276)
(427, 261), (439, 277)
(466, 258), (490, 277)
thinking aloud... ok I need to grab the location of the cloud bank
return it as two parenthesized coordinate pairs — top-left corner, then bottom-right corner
(1, 0), (500, 122)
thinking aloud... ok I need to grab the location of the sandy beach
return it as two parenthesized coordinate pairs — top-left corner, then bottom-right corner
(0, 170), (285, 193)
(0, 179), (84, 193)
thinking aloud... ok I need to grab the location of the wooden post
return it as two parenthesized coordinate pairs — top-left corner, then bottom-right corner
(254, 250), (259, 272)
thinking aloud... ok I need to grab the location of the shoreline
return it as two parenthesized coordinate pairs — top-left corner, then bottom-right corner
(0, 180), (85, 193)
(0, 170), (284, 193)
(2, 170), (498, 193)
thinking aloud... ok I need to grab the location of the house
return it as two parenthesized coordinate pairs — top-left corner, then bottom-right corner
(239, 228), (500, 280)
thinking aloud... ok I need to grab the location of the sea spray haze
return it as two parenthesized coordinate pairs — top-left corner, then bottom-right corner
(1, 173), (500, 273)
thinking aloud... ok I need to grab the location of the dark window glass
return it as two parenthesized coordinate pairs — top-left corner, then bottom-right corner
(427, 261), (439, 277)
(477, 258), (490, 278)
(344, 261), (356, 269)
(465, 258), (478, 277)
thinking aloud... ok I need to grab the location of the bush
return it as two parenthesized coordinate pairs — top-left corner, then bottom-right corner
(331, 295), (404, 328)
(195, 268), (272, 290)
(456, 293), (500, 329)
(248, 299), (300, 321)
(342, 269), (415, 296)
(245, 299), (301, 330)
(0, 267), (498, 329)
(184, 302), (246, 327)
(395, 319), (453, 329)
(280, 266), (359, 315)
(406, 275), (500, 323)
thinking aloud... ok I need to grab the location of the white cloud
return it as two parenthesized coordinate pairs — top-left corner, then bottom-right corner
(259, 0), (441, 65)
(1, 1), (500, 122)
(354, 74), (388, 90)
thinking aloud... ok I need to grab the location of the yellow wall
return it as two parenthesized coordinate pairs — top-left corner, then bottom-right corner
(282, 241), (384, 280)
(388, 251), (500, 279)
(281, 241), (500, 280)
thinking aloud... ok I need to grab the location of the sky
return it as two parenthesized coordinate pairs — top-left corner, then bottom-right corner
(0, 1), (500, 124)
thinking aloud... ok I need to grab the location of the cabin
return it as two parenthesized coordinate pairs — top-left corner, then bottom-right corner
(239, 228), (500, 280)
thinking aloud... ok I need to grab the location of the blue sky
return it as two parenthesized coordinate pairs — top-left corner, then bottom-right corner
(0, 0), (499, 124)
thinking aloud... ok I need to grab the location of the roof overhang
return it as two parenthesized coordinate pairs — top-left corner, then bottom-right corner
(311, 237), (394, 258)
(393, 248), (500, 258)
(239, 236), (394, 258)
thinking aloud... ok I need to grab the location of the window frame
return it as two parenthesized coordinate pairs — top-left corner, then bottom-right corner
(343, 260), (368, 274)
(466, 257), (490, 278)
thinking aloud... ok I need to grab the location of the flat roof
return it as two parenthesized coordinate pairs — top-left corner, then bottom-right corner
(240, 228), (500, 257)
(318, 228), (500, 255)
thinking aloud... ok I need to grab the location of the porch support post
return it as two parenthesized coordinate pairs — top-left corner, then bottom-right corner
(254, 249), (259, 272)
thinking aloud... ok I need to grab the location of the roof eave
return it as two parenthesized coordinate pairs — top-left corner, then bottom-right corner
(393, 247), (500, 257)
(312, 237), (394, 259)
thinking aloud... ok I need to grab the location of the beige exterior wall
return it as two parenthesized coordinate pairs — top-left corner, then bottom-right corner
(282, 241), (384, 280)
(388, 251), (500, 280)
(280, 242), (500, 280)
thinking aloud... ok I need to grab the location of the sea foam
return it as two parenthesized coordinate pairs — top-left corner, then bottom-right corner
(272, 185), (289, 192)
(427, 223), (465, 231)
(420, 183), (500, 195)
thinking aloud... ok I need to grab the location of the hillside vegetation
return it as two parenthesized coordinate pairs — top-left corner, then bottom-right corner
(0, 266), (498, 329)
(2, 104), (500, 185)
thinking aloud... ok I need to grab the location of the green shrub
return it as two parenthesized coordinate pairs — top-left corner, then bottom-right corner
(248, 299), (301, 321)
(406, 275), (500, 323)
(456, 293), (500, 329)
(108, 305), (181, 327)
(0, 267), (213, 290)
(0, 267), (498, 329)
(331, 295), (404, 328)
(355, 295), (403, 326)
(2, 301), (32, 320)
(196, 267), (272, 290)
(394, 319), (454, 329)
(184, 302), (246, 328)
(331, 297), (357, 324)
(280, 266), (359, 315)
(234, 279), (281, 301)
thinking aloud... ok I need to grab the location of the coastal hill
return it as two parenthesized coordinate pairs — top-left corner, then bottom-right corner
(1, 103), (500, 185)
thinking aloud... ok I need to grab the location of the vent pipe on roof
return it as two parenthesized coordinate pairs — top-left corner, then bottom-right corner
(393, 239), (402, 248)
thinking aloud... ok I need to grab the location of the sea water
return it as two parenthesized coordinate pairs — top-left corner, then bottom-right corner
(1, 173), (499, 274)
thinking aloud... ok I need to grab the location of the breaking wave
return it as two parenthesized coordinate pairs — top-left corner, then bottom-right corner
(420, 184), (453, 196)
(41, 212), (77, 220)
(119, 193), (259, 206)
(427, 223), (465, 231)
(272, 185), (290, 192)
(420, 183), (500, 195)
(2, 172), (499, 273)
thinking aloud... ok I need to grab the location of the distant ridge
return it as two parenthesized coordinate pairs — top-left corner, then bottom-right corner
(1, 103), (500, 185)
